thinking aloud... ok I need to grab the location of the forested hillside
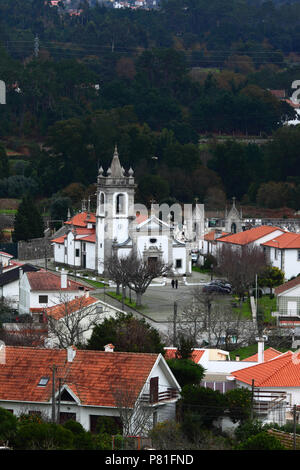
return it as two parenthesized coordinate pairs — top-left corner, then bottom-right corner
(0, 0), (300, 217)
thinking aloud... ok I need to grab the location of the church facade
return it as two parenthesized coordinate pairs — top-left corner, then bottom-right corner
(52, 148), (205, 276)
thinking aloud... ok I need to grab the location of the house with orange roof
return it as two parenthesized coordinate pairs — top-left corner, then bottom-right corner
(0, 345), (181, 434)
(262, 232), (300, 280)
(18, 269), (91, 318)
(230, 350), (300, 424)
(45, 294), (129, 348)
(216, 225), (285, 251)
(273, 275), (300, 321)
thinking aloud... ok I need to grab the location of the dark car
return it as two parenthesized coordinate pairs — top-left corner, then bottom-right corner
(202, 284), (231, 294)
(209, 279), (232, 291)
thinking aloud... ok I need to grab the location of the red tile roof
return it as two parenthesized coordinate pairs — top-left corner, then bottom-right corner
(78, 233), (96, 243)
(0, 251), (13, 258)
(262, 232), (300, 249)
(242, 347), (282, 362)
(164, 347), (205, 363)
(204, 230), (228, 241)
(232, 351), (300, 387)
(275, 276), (300, 295)
(51, 236), (65, 244)
(216, 226), (284, 246)
(46, 296), (99, 320)
(26, 271), (90, 292)
(0, 347), (160, 407)
(65, 212), (96, 228)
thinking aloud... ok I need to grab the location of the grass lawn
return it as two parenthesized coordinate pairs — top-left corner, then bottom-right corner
(107, 291), (144, 311)
(0, 209), (17, 214)
(79, 278), (106, 289)
(192, 266), (211, 274)
(233, 295), (277, 324)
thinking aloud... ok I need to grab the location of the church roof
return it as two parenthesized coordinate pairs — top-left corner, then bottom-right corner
(108, 146), (124, 178)
(65, 211), (96, 228)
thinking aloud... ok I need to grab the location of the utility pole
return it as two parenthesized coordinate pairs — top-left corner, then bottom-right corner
(250, 378), (255, 421)
(51, 364), (57, 423)
(34, 35), (39, 59)
(57, 377), (62, 424)
(173, 301), (177, 346)
(293, 404), (297, 450)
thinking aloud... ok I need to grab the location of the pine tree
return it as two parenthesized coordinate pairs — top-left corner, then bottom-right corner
(13, 196), (44, 242)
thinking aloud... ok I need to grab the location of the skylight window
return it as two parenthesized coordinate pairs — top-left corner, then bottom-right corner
(38, 377), (49, 387)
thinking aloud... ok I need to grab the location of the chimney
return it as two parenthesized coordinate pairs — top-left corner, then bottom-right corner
(235, 354), (240, 362)
(61, 269), (67, 289)
(257, 337), (265, 363)
(104, 344), (115, 352)
(19, 267), (23, 280)
(67, 346), (76, 362)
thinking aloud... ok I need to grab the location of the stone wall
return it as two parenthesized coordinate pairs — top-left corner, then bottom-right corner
(18, 236), (53, 261)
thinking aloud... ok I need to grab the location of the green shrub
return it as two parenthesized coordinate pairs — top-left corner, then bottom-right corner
(237, 431), (286, 450)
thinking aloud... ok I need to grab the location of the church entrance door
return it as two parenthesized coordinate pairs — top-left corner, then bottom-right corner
(148, 257), (158, 269)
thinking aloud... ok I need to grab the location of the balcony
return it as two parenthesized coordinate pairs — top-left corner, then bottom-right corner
(141, 387), (179, 405)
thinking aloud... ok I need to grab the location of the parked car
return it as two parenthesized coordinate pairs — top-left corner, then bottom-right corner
(203, 284), (231, 294)
(209, 279), (232, 291)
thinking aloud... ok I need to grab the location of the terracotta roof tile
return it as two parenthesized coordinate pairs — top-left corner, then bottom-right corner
(216, 226), (284, 246)
(164, 347), (205, 363)
(204, 230), (228, 241)
(65, 212), (96, 228)
(262, 232), (300, 249)
(275, 276), (300, 295)
(46, 296), (99, 320)
(26, 271), (90, 292)
(232, 351), (300, 387)
(242, 347), (282, 362)
(0, 347), (159, 407)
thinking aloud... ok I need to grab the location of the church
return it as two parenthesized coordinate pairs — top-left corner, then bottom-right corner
(52, 147), (205, 276)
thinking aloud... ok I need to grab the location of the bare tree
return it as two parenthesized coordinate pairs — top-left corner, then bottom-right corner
(216, 244), (266, 301)
(106, 253), (171, 307)
(171, 287), (257, 349)
(121, 253), (171, 307)
(46, 294), (103, 348)
(109, 377), (154, 438)
(106, 254), (128, 297)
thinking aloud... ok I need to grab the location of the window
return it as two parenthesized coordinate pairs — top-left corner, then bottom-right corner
(38, 377), (49, 387)
(99, 192), (105, 213)
(75, 248), (80, 257)
(298, 250), (300, 261)
(39, 295), (48, 304)
(176, 259), (182, 269)
(116, 194), (125, 214)
(150, 377), (159, 404)
(274, 248), (278, 260)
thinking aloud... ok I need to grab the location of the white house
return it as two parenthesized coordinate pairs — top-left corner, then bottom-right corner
(274, 276), (300, 320)
(230, 350), (300, 425)
(18, 269), (91, 317)
(45, 295), (127, 346)
(0, 345), (181, 434)
(0, 251), (13, 268)
(0, 264), (40, 308)
(262, 232), (300, 280)
(215, 225), (285, 253)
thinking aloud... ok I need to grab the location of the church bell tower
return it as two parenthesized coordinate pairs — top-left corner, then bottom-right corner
(95, 146), (136, 274)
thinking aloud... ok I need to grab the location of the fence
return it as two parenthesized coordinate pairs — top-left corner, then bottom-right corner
(267, 429), (300, 450)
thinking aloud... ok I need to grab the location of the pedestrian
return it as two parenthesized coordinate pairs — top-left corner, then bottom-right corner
(171, 279), (175, 289)
(175, 279), (178, 289)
